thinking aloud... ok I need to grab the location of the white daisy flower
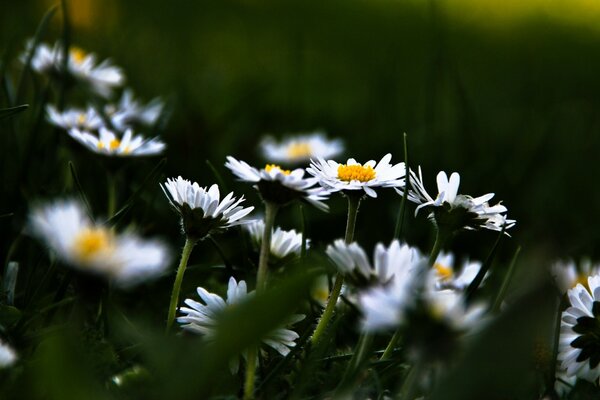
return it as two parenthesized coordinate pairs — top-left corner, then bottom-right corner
(68, 127), (165, 157)
(260, 131), (344, 165)
(29, 200), (170, 288)
(225, 156), (329, 211)
(552, 260), (600, 294)
(558, 275), (600, 382)
(423, 286), (486, 331)
(23, 41), (124, 97)
(106, 89), (164, 131)
(430, 252), (484, 291)
(404, 168), (516, 233)
(178, 276), (304, 373)
(307, 153), (405, 198)
(0, 340), (17, 368)
(161, 177), (254, 240)
(46, 104), (104, 131)
(244, 219), (306, 260)
(335, 240), (426, 332)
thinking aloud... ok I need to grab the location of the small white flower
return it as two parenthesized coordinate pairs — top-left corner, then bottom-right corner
(551, 260), (600, 294)
(244, 219), (306, 259)
(423, 286), (486, 331)
(225, 156), (329, 211)
(68, 127), (165, 157)
(338, 240), (426, 332)
(430, 252), (483, 291)
(161, 177), (254, 239)
(178, 277), (304, 372)
(404, 168), (516, 233)
(558, 275), (600, 382)
(29, 200), (170, 288)
(106, 89), (164, 131)
(46, 104), (103, 131)
(0, 341), (17, 368)
(307, 153), (405, 198)
(260, 131), (343, 164)
(23, 41), (124, 97)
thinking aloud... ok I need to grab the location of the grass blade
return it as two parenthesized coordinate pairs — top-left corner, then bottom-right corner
(0, 104), (29, 120)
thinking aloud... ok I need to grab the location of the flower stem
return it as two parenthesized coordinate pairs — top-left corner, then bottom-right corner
(256, 202), (278, 292)
(428, 226), (449, 267)
(380, 329), (402, 360)
(394, 132), (410, 239)
(107, 172), (117, 219)
(165, 238), (196, 333)
(311, 194), (361, 345)
(243, 347), (258, 400)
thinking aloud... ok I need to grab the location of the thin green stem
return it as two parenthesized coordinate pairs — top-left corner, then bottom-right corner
(244, 347), (258, 400)
(256, 202), (278, 292)
(107, 172), (117, 219)
(399, 360), (424, 400)
(465, 224), (506, 303)
(336, 333), (373, 392)
(380, 329), (402, 360)
(166, 238), (196, 333)
(310, 194), (361, 345)
(394, 132), (409, 239)
(428, 227), (448, 267)
(492, 245), (521, 313)
(299, 204), (307, 258)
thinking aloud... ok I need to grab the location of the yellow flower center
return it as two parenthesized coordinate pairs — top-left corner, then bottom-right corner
(337, 164), (376, 182)
(97, 139), (121, 151)
(73, 227), (113, 262)
(77, 113), (86, 125)
(434, 263), (454, 281)
(286, 142), (312, 159)
(265, 164), (291, 175)
(575, 274), (589, 289)
(70, 47), (87, 65)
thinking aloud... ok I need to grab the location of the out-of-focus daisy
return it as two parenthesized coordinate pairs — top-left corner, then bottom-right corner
(307, 154), (405, 198)
(225, 156), (329, 211)
(423, 286), (486, 331)
(558, 275), (600, 382)
(68, 127), (165, 157)
(430, 252), (483, 291)
(405, 168), (515, 233)
(106, 89), (164, 131)
(178, 276), (304, 372)
(46, 104), (103, 131)
(551, 260), (600, 294)
(244, 219), (305, 260)
(0, 341), (17, 368)
(29, 200), (170, 287)
(161, 177), (254, 240)
(555, 369), (577, 397)
(260, 131), (343, 165)
(22, 41), (124, 97)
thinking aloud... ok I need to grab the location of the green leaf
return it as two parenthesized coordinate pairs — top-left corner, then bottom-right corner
(0, 104), (29, 120)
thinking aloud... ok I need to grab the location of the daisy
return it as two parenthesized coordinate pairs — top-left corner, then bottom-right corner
(105, 89), (164, 131)
(68, 127), (165, 157)
(260, 131), (344, 165)
(430, 252), (484, 291)
(178, 276), (304, 373)
(404, 168), (516, 233)
(225, 156), (329, 211)
(23, 41), (124, 97)
(244, 219), (306, 260)
(423, 286), (487, 331)
(161, 177), (254, 240)
(0, 341), (17, 368)
(46, 104), (103, 131)
(307, 153), (405, 198)
(558, 275), (600, 382)
(29, 200), (170, 288)
(551, 260), (600, 294)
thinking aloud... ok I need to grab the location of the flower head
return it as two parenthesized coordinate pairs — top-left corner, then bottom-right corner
(68, 127), (165, 157)
(244, 219), (306, 260)
(260, 131), (343, 165)
(404, 168), (515, 233)
(225, 156), (329, 210)
(46, 104), (103, 131)
(0, 341), (17, 368)
(429, 252), (484, 291)
(161, 177), (254, 240)
(23, 41), (124, 97)
(558, 275), (600, 382)
(178, 277), (304, 372)
(552, 260), (600, 294)
(29, 200), (170, 287)
(105, 89), (164, 131)
(307, 153), (405, 198)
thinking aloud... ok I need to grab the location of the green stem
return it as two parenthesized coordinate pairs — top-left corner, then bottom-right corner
(394, 132), (410, 239)
(107, 172), (117, 219)
(380, 329), (402, 360)
(256, 202), (279, 292)
(492, 245), (521, 313)
(244, 347), (258, 400)
(428, 227), (449, 267)
(166, 238), (196, 333)
(336, 333), (373, 392)
(399, 360), (424, 400)
(311, 194), (361, 345)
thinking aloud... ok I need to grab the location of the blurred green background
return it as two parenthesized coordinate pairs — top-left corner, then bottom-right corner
(3, 0), (600, 259)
